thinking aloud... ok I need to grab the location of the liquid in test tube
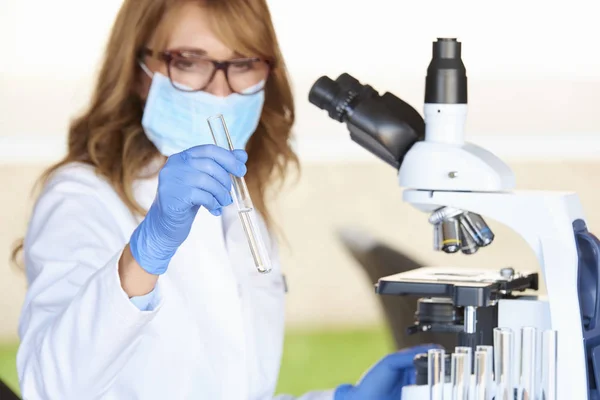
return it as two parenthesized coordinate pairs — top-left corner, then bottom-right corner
(207, 114), (272, 274)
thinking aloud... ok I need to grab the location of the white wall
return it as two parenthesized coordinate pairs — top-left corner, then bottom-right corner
(1, 0), (600, 164)
(1, 1), (600, 338)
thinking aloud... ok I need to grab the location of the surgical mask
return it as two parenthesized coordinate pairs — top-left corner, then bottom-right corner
(140, 64), (265, 156)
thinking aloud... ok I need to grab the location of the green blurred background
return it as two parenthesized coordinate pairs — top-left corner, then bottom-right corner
(0, 326), (392, 397)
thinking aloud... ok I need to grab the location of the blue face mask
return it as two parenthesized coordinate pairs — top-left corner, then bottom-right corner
(140, 66), (265, 156)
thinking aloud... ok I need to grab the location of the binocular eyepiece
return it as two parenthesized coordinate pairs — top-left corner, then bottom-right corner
(308, 73), (425, 169)
(307, 38), (467, 169)
(308, 73), (378, 123)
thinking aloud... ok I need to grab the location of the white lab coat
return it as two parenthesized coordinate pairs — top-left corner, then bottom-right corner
(17, 162), (335, 400)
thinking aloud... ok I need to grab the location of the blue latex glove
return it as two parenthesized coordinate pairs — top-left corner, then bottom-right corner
(129, 145), (247, 275)
(334, 344), (441, 400)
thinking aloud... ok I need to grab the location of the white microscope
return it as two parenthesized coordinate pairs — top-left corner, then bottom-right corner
(309, 38), (600, 400)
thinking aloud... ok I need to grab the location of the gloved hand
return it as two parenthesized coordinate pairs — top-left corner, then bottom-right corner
(129, 144), (247, 275)
(334, 344), (441, 400)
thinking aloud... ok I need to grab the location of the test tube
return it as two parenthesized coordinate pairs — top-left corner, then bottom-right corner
(494, 327), (514, 400)
(207, 114), (272, 274)
(475, 346), (494, 400)
(518, 327), (537, 400)
(455, 346), (473, 371)
(451, 352), (469, 400)
(540, 330), (558, 400)
(428, 348), (446, 400)
(474, 348), (492, 400)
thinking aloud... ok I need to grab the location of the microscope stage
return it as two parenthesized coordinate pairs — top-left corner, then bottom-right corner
(375, 266), (538, 307)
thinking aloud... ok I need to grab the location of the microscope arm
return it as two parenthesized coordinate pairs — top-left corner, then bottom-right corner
(404, 189), (588, 400)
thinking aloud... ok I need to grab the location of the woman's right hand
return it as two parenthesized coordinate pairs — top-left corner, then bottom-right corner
(128, 144), (248, 276)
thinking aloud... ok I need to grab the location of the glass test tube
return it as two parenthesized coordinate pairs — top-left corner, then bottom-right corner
(474, 348), (493, 400)
(207, 114), (272, 274)
(494, 327), (514, 400)
(541, 330), (558, 400)
(455, 346), (473, 373)
(451, 352), (469, 400)
(428, 348), (446, 400)
(519, 327), (537, 400)
(476, 346), (494, 400)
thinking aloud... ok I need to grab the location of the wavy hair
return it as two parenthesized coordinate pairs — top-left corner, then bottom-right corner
(11, 0), (297, 266)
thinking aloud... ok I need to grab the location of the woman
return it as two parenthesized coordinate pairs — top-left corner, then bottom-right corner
(14, 1), (435, 399)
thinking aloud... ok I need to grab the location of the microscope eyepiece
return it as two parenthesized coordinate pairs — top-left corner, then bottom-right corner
(307, 76), (338, 115)
(307, 76), (336, 110)
(432, 37), (461, 59)
(308, 73), (375, 122)
(425, 38), (468, 104)
(308, 73), (425, 169)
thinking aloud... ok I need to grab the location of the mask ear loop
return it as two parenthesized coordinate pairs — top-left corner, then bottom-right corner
(138, 61), (154, 78)
(190, 94), (197, 149)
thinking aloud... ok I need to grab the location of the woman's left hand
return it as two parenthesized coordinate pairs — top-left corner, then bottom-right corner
(334, 344), (441, 400)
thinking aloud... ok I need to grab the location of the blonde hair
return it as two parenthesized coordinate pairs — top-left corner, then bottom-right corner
(11, 0), (297, 266)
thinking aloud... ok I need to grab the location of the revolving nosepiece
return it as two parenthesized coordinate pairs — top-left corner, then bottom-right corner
(430, 207), (495, 255)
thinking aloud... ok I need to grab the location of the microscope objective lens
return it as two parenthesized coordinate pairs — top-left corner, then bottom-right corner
(441, 218), (461, 253)
(459, 225), (478, 254)
(461, 212), (494, 247)
(434, 223), (444, 251)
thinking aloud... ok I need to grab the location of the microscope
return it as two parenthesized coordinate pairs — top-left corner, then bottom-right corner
(309, 38), (600, 399)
